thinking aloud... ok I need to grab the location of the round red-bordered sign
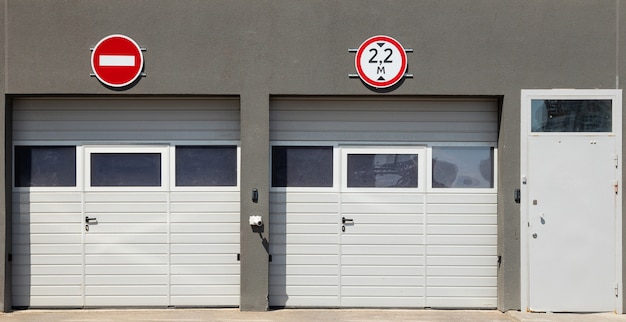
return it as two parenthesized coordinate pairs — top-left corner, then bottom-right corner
(91, 34), (144, 88)
(355, 35), (407, 89)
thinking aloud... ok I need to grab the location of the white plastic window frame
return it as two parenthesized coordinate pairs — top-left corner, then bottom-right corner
(426, 142), (498, 194)
(84, 145), (169, 192)
(169, 141), (241, 192)
(340, 146), (426, 193)
(269, 141), (339, 193)
(12, 141), (83, 192)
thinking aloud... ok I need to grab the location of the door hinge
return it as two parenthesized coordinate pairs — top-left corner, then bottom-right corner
(616, 283), (619, 297)
(614, 180), (619, 194)
(615, 153), (619, 169)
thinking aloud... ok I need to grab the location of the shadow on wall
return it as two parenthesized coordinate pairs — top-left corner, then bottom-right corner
(11, 192), (31, 309)
(268, 190), (289, 307)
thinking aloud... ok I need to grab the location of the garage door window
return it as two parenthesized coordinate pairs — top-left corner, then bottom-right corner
(14, 146), (76, 187)
(175, 146), (237, 186)
(347, 153), (418, 188)
(272, 146), (333, 187)
(91, 153), (161, 187)
(432, 146), (494, 188)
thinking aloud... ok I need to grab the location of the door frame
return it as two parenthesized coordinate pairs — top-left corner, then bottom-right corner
(520, 89), (623, 313)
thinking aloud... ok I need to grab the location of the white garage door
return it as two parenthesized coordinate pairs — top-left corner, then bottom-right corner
(12, 98), (241, 308)
(269, 97), (498, 308)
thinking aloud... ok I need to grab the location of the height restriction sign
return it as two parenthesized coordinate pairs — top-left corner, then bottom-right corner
(91, 34), (144, 88)
(355, 35), (408, 89)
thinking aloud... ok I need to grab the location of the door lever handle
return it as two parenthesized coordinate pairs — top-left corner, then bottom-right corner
(85, 216), (97, 223)
(342, 217), (354, 224)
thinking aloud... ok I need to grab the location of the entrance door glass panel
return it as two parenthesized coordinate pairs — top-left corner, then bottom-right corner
(531, 99), (612, 132)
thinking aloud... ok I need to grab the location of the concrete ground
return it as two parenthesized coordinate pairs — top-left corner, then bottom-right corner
(0, 309), (625, 322)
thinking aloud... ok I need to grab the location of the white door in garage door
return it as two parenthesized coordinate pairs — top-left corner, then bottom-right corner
(82, 145), (241, 307)
(83, 146), (170, 306)
(339, 147), (425, 307)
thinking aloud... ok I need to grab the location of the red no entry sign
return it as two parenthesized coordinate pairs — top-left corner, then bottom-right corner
(91, 35), (144, 88)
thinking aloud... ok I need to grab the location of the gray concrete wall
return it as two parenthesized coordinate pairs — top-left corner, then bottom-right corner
(0, 0), (623, 312)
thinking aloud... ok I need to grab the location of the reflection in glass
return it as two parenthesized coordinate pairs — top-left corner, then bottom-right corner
(91, 153), (161, 187)
(15, 146), (76, 187)
(176, 146), (237, 186)
(432, 147), (493, 188)
(531, 99), (611, 132)
(272, 146), (333, 187)
(347, 154), (418, 188)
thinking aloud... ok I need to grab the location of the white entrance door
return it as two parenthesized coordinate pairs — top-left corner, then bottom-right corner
(522, 90), (622, 312)
(339, 147), (425, 307)
(528, 136), (616, 311)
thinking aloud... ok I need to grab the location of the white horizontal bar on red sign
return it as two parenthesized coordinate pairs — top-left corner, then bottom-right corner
(99, 55), (135, 67)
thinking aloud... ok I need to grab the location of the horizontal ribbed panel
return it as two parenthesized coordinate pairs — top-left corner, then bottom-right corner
(13, 98), (240, 142)
(270, 97), (497, 142)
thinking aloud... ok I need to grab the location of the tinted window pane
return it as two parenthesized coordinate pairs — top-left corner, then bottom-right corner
(432, 147), (493, 188)
(272, 146), (333, 187)
(91, 153), (161, 187)
(15, 146), (76, 187)
(347, 154), (418, 188)
(176, 146), (237, 186)
(531, 99), (612, 132)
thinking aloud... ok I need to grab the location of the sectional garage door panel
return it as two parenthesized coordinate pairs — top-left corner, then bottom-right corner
(269, 169), (498, 309)
(13, 98), (240, 142)
(12, 98), (241, 308)
(12, 191), (84, 307)
(269, 192), (340, 307)
(169, 191), (241, 307)
(270, 98), (497, 142)
(269, 98), (498, 309)
(425, 193), (498, 308)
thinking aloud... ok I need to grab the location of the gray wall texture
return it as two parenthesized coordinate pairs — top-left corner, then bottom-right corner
(0, 0), (624, 312)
